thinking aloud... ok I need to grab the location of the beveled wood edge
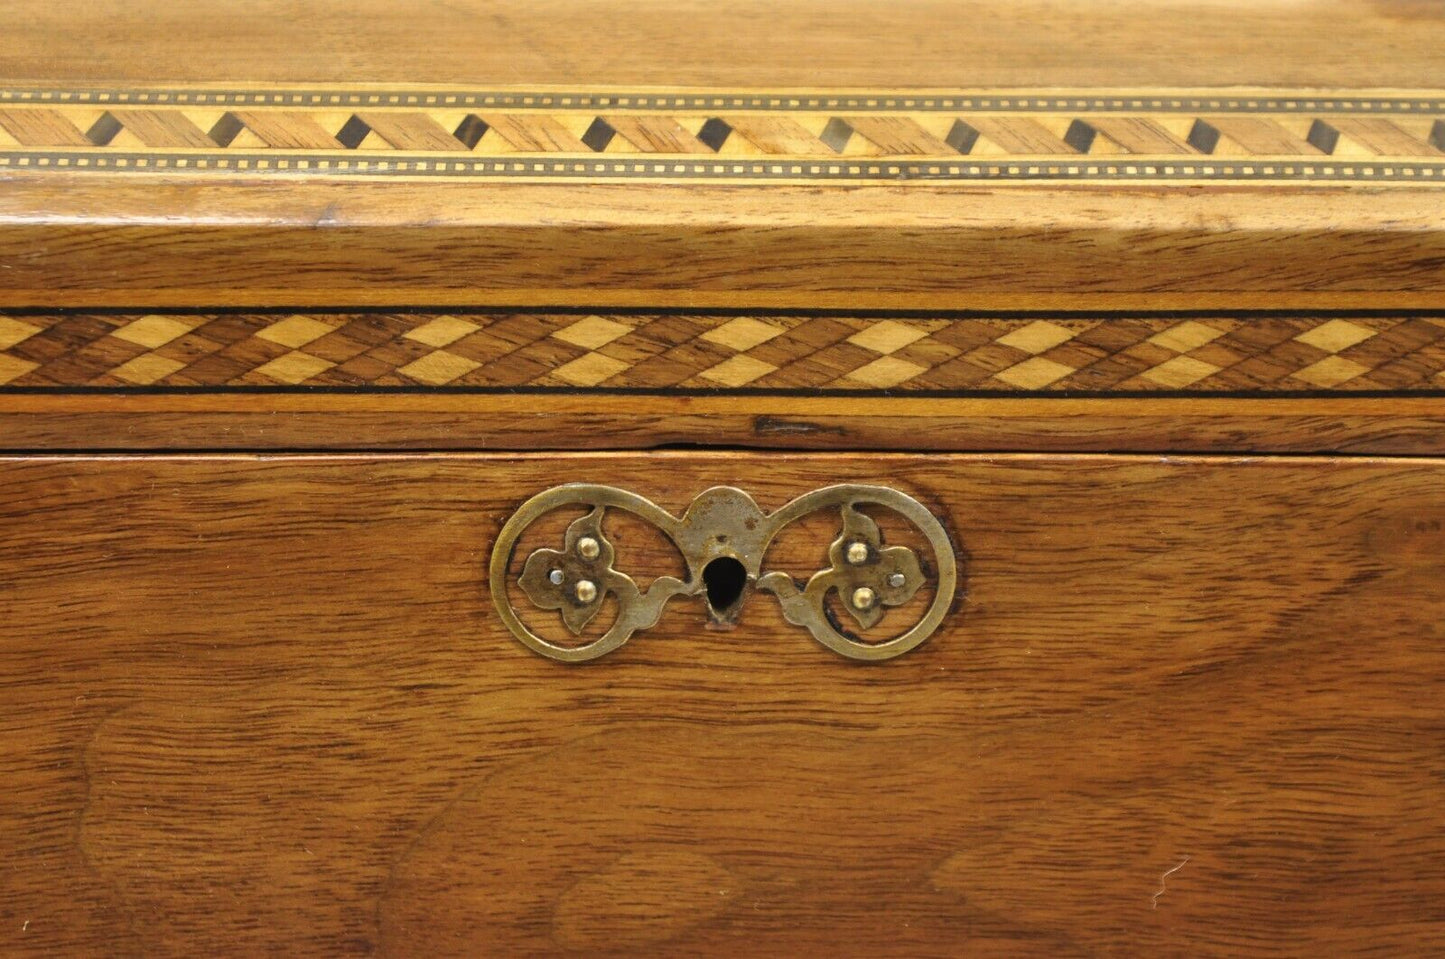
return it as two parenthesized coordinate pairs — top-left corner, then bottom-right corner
(3, 178), (1445, 310)
(3, 394), (1443, 454)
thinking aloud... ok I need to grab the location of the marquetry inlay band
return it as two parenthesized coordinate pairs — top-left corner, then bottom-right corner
(3, 311), (1444, 394)
(1, 86), (1444, 182)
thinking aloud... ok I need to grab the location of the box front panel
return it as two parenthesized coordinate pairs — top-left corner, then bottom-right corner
(3, 452), (1443, 955)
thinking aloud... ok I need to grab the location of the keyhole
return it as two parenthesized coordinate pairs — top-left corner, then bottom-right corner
(702, 556), (748, 618)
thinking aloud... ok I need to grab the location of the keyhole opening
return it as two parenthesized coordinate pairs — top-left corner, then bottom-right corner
(702, 556), (748, 618)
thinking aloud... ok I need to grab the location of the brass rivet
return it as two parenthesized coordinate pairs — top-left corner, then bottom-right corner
(577, 536), (601, 560)
(888, 572), (907, 588)
(575, 579), (598, 603)
(852, 586), (876, 610)
(846, 541), (869, 564)
(548, 568), (565, 586)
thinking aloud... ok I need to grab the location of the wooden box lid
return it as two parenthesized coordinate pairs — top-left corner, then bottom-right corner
(2, 0), (1445, 312)
(2, 0), (1444, 457)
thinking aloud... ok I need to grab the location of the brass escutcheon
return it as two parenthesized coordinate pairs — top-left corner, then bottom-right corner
(489, 484), (958, 663)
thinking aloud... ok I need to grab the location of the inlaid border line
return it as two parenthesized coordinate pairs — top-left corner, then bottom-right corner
(5, 151), (1445, 182)
(4, 87), (1445, 114)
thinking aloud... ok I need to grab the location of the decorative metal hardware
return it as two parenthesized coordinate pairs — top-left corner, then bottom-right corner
(489, 484), (958, 663)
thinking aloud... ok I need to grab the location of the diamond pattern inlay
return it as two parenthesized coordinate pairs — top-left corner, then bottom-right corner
(0, 311), (1442, 393)
(252, 351), (336, 384)
(0, 353), (39, 385)
(399, 351), (482, 385)
(1140, 355), (1222, 388)
(553, 316), (633, 350)
(553, 352), (629, 387)
(996, 321), (1077, 355)
(1294, 319), (1377, 353)
(1292, 355), (1369, 387)
(0, 317), (41, 351)
(112, 315), (196, 349)
(700, 355), (778, 387)
(847, 321), (931, 355)
(254, 315), (338, 349)
(995, 356), (1075, 389)
(847, 356), (928, 388)
(1148, 321), (1226, 353)
(700, 317), (788, 352)
(112, 354), (187, 385)
(405, 315), (481, 348)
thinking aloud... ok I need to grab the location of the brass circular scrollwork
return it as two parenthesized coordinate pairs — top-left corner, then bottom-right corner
(488, 484), (958, 663)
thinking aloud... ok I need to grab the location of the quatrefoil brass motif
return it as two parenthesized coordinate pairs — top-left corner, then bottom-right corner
(489, 484), (958, 663)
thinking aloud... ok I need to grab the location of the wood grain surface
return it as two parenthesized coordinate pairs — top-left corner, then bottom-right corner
(5, 393), (1445, 455)
(5, 0), (1445, 88)
(2, 451), (1443, 955)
